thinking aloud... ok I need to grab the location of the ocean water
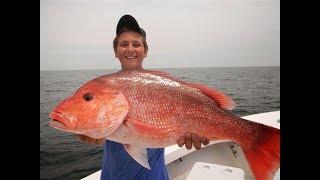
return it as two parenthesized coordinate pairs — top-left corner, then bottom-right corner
(40, 66), (280, 180)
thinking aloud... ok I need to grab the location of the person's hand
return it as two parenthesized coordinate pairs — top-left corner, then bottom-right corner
(177, 132), (209, 150)
(76, 134), (105, 146)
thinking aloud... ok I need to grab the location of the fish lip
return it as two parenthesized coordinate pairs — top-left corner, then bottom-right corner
(49, 110), (78, 129)
(49, 119), (67, 130)
(49, 110), (66, 129)
(52, 119), (66, 126)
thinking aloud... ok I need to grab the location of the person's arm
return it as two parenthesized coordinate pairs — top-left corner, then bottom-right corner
(177, 132), (209, 150)
(77, 134), (106, 146)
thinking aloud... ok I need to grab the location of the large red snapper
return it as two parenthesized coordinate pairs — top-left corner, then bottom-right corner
(49, 70), (280, 180)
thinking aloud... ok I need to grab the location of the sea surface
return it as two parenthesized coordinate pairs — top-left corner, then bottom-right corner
(40, 66), (280, 180)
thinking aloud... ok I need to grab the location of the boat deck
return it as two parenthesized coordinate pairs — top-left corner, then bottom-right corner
(167, 142), (254, 180)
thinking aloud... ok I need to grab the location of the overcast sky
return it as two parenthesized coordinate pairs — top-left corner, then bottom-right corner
(40, 0), (280, 71)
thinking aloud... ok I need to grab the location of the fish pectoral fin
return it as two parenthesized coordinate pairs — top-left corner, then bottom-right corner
(102, 92), (129, 136)
(124, 144), (151, 170)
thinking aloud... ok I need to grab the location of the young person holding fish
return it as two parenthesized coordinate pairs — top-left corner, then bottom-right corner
(50, 14), (279, 180)
(78, 15), (209, 179)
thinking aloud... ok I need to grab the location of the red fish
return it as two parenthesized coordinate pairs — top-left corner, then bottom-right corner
(49, 70), (280, 180)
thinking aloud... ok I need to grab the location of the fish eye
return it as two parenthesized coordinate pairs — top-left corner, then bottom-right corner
(83, 93), (93, 102)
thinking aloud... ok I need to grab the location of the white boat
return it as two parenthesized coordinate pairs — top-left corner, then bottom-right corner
(82, 111), (280, 180)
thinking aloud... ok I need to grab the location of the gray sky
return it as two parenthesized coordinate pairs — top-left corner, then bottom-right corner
(40, 0), (280, 71)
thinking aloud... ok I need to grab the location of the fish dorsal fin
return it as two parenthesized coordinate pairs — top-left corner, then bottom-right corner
(187, 83), (235, 110)
(124, 144), (151, 170)
(145, 70), (235, 110)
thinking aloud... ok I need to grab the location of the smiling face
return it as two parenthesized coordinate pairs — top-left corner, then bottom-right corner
(114, 31), (148, 71)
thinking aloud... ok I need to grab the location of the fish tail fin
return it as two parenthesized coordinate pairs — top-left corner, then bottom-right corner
(242, 125), (280, 180)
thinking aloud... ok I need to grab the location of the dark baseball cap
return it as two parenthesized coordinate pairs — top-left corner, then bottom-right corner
(116, 14), (146, 38)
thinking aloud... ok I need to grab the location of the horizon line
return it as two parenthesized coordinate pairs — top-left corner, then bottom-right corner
(40, 65), (280, 72)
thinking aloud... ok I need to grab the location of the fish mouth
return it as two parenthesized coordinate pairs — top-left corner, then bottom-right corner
(49, 110), (77, 130)
(49, 119), (66, 130)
